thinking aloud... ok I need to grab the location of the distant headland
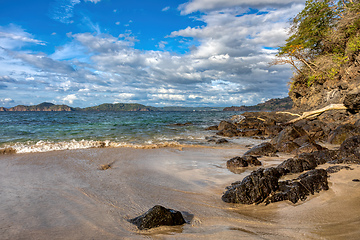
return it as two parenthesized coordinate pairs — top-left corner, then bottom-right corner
(0, 97), (292, 112)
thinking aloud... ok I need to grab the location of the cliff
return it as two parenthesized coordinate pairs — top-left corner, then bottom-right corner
(223, 97), (293, 111)
(274, 1), (360, 112)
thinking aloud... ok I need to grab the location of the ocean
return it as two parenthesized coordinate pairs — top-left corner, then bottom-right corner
(0, 111), (245, 153)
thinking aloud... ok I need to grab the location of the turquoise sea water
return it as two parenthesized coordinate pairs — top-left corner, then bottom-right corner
(0, 111), (243, 153)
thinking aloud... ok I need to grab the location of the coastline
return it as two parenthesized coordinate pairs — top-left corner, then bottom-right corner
(1, 146), (359, 239)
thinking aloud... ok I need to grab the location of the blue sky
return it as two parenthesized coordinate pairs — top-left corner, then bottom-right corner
(0, 0), (306, 107)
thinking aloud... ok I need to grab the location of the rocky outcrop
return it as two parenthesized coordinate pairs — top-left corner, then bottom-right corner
(222, 167), (282, 204)
(267, 169), (329, 204)
(243, 142), (278, 157)
(129, 205), (186, 230)
(343, 88), (360, 113)
(335, 135), (360, 164)
(328, 124), (360, 144)
(226, 156), (261, 168)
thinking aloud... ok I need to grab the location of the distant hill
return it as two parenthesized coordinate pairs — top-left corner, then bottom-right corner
(0, 102), (74, 112)
(0, 98), (293, 112)
(156, 106), (224, 112)
(0, 102), (224, 112)
(223, 97), (293, 111)
(81, 103), (156, 112)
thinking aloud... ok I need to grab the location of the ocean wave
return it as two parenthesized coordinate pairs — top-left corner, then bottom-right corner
(0, 139), (192, 154)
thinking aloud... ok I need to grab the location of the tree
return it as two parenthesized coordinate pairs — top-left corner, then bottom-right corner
(274, 0), (360, 88)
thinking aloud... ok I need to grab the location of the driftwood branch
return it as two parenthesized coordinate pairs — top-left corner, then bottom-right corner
(285, 104), (347, 125)
(276, 111), (301, 117)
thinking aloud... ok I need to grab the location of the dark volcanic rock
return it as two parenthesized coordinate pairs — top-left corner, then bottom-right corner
(326, 165), (353, 173)
(264, 125), (283, 138)
(276, 141), (300, 153)
(218, 121), (237, 131)
(129, 205), (186, 230)
(238, 129), (262, 137)
(328, 124), (360, 145)
(344, 88), (360, 113)
(276, 153), (318, 174)
(336, 135), (360, 163)
(217, 129), (239, 137)
(294, 119), (329, 141)
(222, 167), (281, 204)
(312, 149), (339, 164)
(271, 126), (309, 148)
(243, 142), (278, 157)
(205, 125), (218, 131)
(216, 138), (229, 144)
(295, 142), (325, 155)
(268, 169), (328, 204)
(226, 156), (261, 168)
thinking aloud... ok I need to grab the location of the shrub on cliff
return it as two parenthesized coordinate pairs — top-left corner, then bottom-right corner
(274, 0), (360, 91)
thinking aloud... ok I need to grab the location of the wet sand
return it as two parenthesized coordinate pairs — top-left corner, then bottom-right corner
(1, 146), (360, 239)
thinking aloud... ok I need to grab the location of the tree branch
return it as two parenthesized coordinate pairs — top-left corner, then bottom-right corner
(284, 104), (347, 124)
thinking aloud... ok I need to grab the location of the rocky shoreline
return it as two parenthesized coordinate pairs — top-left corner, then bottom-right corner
(207, 96), (360, 206)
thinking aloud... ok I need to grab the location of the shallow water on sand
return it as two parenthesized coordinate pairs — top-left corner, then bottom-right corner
(0, 111), (243, 153)
(1, 146), (360, 239)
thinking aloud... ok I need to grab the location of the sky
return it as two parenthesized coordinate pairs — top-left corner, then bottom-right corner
(0, 0), (306, 108)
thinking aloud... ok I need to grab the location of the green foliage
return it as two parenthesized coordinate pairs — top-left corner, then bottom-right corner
(279, 0), (335, 56)
(276, 0), (360, 89)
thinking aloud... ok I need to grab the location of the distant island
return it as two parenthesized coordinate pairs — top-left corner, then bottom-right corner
(0, 97), (292, 112)
(223, 97), (293, 111)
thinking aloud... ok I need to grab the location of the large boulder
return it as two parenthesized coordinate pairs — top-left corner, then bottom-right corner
(217, 121), (239, 137)
(226, 156), (261, 168)
(243, 142), (278, 157)
(328, 124), (360, 144)
(294, 142), (325, 155)
(129, 205), (186, 230)
(336, 135), (360, 163)
(222, 167), (281, 204)
(276, 141), (300, 153)
(271, 126), (309, 148)
(294, 119), (329, 141)
(276, 153), (318, 174)
(217, 129), (239, 137)
(343, 88), (360, 113)
(218, 121), (237, 131)
(267, 169), (329, 204)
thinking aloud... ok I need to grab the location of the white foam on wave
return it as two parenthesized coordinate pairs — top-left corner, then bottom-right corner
(2, 139), (190, 153)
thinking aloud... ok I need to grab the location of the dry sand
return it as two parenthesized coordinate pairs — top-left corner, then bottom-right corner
(1, 146), (360, 239)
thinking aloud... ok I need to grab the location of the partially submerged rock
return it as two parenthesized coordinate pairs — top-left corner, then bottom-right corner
(267, 169), (328, 204)
(226, 156), (261, 168)
(243, 142), (278, 157)
(222, 167), (282, 204)
(129, 205), (186, 230)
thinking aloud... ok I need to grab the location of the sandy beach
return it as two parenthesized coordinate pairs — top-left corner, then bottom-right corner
(1, 146), (360, 239)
